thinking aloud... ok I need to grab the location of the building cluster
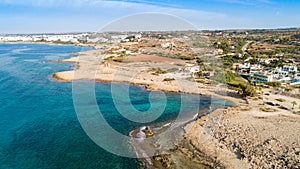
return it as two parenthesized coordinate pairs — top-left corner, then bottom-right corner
(0, 34), (90, 43)
(0, 33), (142, 44)
(238, 62), (300, 85)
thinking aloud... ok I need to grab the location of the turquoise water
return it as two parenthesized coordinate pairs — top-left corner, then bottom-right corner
(0, 43), (231, 169)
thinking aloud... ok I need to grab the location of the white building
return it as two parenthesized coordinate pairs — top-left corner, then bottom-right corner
(161, 42), (175, 48)
(238, 62), (262, 74)
(190, 66), (201, 73)
(134, 34), (142, 39)
(87, 37), (108, 43)
(111, 35), (128, 43)
(253, 72), (273, 82)
(259, 59), (270, 64)
(281, 65), (297, 73)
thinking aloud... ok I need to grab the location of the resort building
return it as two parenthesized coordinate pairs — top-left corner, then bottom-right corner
(253, 72), (273, 82)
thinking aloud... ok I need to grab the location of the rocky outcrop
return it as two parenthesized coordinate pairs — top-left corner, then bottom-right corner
(142, 126), (154, 137)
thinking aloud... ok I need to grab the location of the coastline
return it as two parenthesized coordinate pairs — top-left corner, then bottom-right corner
(128, 105), (229, 169)
(52, 51), (243, 105)
(51, 44), (300, 169)
(51, 45), (249, 168)
(130, 99), (300, 169)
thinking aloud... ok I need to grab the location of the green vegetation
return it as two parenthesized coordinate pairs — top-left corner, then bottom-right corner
(266, 82), (282, 87)
(211, 71), (246, 86)
(196, 58), (204, 65)
(166, 68), (178, 73)
(210, 72), (225, 83)
(292, 101), (297, 109)
(113, 57), (126, 62)
(196, 79), (206, 83)
(151, 68), (167, 75)
(104, 56), (128, 62)
(163, 78), (175, 82)
(52, 40), (74, 44)
(260, 107), (275, 112)
(279, 106), (289, 110)
(126, 35), (135, 40)
(210, 70), (256, 97)
(104, 56), (114, 61)
(140, 60), (152, 63)
(228, 76), (248, 87)
(214, 41), (229, 54)
(276, 98), (286, 102)
(222, 54), (246, 68)
(248, 58), (285, 69)
(267, 59), (284, 68)
(238, 84), (257, 97)
(249, 45), (300, 59)
(175, 53), (195, 60)
(213, 38), (247, 68)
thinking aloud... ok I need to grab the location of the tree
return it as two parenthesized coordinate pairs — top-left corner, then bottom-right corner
(266, 82), (282, 87)
(291, 101), (297, 109)
(239, 84), (257, 97)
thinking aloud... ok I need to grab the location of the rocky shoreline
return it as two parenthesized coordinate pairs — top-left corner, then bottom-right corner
(129, 105), (228, 169)
(130, 98), (300, 169)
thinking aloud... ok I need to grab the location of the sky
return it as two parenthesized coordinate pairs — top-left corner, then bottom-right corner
(1, 0), (300, 34)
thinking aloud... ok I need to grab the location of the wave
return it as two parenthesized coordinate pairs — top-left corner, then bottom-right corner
(11, 48), (32, 54)
(23, 59), (40, 63)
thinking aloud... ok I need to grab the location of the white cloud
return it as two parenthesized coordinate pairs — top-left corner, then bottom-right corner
(0, 0), (253, 32)
(48, 0), (242, 30)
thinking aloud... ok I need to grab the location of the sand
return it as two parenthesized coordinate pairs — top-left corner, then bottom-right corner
(183, 93), (300, 169)
(54, 51), (216, 95)
(128, 54), (186, 63)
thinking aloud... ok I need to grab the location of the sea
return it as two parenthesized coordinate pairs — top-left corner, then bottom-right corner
(0, 43), (232, 169)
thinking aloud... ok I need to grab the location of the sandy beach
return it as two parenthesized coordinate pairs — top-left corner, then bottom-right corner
(53, 48), (242, 104)
(55, 51), (198, 91)
(184, 104), (300, 168)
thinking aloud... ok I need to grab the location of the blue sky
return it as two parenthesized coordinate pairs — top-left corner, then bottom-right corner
(1, 0), (300, 34)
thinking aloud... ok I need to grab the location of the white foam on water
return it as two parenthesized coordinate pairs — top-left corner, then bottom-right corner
(163, 122), (171, 127)
(44, 53), (70, 61)
(129, 126), (153, 165)
(24, 59), (39, 63)
(11, 48), (32, 54)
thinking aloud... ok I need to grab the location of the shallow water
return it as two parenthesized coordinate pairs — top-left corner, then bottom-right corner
(0, 43), (232, 169)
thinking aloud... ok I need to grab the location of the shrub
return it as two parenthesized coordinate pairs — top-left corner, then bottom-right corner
(266, 82), (282, 87)
(196, 79), (206, 83)
(163, 78), (175, 82)
(279, 106), (289, 110)
(166, 68), (178, 73)
(260, 107), (274, 112)
(239, 84), (257, 97)
(275, 98), (286, 102)
(113, 57), (126, 62)
(151, 68), (167, 75)
(104, 56), (114, 61)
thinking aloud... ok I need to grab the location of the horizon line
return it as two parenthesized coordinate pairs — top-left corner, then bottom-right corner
(1, 27), (300, 35)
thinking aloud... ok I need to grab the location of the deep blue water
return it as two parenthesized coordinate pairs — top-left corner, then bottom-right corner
(0, 43), (231, 169)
